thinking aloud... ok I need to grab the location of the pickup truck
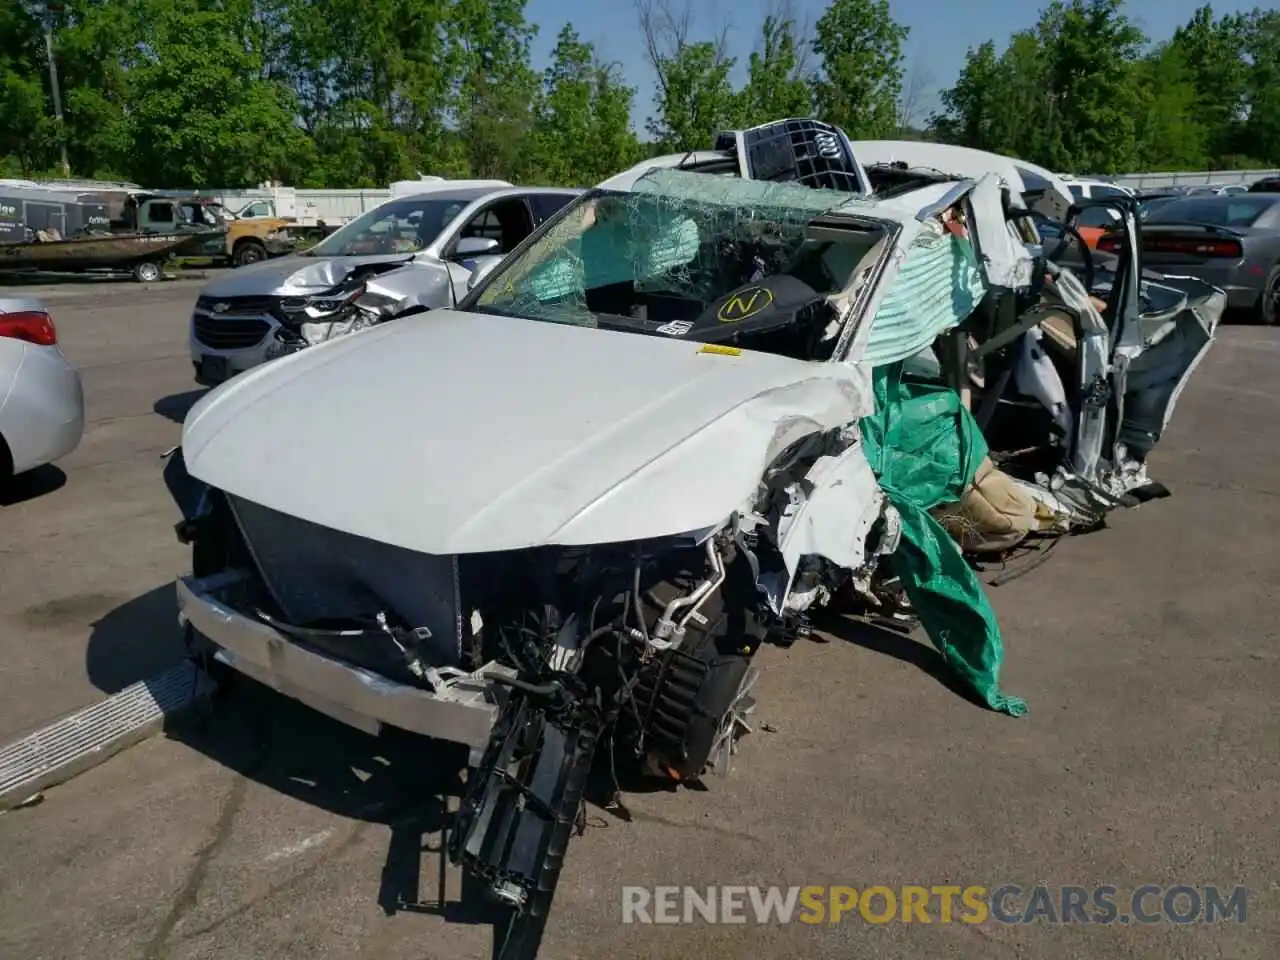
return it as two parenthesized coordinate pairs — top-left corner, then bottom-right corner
(145, 193), (296, 266)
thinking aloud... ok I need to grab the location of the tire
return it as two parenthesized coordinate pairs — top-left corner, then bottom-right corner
(1259, 264), (1280, 326)
(232, 241), (267, 268)
(133, 260), (163, 282)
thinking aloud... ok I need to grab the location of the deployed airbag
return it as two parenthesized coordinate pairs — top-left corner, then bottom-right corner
(862, 221), (988, 367)
(859, 363), (1026, 716)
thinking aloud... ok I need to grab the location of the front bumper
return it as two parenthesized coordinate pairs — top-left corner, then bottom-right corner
(265, 236), (297, 256)
(176, 572), (509, 754)
(189, 311), (279, 384)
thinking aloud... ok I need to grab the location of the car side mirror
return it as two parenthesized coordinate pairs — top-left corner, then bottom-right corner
(466, 256), (503, 291)
(455, 236), (500, 257)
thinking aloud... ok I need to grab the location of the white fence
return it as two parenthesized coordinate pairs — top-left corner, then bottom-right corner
(1098, 169), (1280, 190)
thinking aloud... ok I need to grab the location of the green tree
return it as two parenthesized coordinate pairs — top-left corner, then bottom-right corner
(1169, 5), (1248, 165)
(931, 0), (1156, 173)
(1133, 42), (1209, 171)
(451, 0), (539, 179)
(0, 3), (54, 175)
(929, 32), (1054, 162)
(1240, 8), (1280, 166)
(121, 1), (305, 186)
(1037, 0), (1146, 173)
(929, 41), (1002, 148)
(810, 0), (908, 138)
(526, 25), (640, 185)
(735, 14), (813, 127)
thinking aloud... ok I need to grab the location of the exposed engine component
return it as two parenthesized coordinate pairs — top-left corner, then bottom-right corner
(264, 266), (410, 360)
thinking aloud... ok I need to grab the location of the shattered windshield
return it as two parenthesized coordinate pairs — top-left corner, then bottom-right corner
(470, 169), (884, 345)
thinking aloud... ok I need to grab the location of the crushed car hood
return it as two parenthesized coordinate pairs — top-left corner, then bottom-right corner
(182, 310), (875, 555)
(198, 251), (417, 297)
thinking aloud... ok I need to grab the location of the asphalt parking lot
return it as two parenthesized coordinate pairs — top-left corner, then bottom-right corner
(1, 278), (1277, 959)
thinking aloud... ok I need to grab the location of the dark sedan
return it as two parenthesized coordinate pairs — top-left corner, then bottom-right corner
(1097, 193), (1280, 323)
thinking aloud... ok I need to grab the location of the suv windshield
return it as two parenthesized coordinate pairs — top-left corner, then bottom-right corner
(307, 196), (469, 257)
(469, 169), (884, 345)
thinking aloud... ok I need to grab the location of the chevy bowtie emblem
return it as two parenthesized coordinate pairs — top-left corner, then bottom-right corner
(212, 302), (230, 313)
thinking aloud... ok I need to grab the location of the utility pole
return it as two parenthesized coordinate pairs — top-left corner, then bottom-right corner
(41, 2), (71, 177)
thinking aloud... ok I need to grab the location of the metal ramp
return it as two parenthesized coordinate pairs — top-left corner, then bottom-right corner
(0, 660), (215, 810)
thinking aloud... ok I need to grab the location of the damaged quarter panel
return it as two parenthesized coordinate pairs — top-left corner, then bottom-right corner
(181, 308), (876, 555)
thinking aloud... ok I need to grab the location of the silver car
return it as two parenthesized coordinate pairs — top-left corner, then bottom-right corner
(188, 185), (581, 384)
(0, 297), (85, 486)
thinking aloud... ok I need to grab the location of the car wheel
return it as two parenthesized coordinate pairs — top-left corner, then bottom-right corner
(133, 260), (163, 282)
(1260, 265), (1280, 325)
(233, 242), (266, 268)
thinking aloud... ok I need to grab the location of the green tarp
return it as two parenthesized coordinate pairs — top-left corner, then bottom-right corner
(859, 362), (1027, 717)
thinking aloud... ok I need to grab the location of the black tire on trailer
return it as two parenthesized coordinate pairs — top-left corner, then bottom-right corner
(1259, 264), (1280, 325)
(133, 260), (163, 282)
(232, 240), (267, 268)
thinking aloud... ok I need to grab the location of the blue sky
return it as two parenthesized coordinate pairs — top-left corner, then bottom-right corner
(524, 0), (1259, 129)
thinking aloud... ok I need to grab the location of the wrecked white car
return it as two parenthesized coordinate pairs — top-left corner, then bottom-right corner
(161, 119), (1220, 959)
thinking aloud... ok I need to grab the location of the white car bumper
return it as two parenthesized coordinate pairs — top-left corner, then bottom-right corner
(177, 572), (509, 756)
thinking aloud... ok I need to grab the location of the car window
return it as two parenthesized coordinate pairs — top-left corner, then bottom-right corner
(306, 197), (470, 257)
(530, 194), (576, 224)
(1068, 185), (1085, 200)
(1091, 184), (1127, 199)
(1138, 197), (1180, 219)
(1015, 168), (1049, 193)
(457, 198), (534, 256)
(1146, 196), (1280, 228)
(149, 203), (175, 224)
(242, 201), (270, 217)
(1075, 206), (1115, 228)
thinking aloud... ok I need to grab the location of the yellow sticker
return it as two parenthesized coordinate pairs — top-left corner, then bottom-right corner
(717, 286), (774, 323)
(699, 344), (741, 357)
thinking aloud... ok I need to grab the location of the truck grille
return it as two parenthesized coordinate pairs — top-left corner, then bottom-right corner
(193, 316), (271, 349)
(195, 294), (279, 316)
(717, 119), (867, 194)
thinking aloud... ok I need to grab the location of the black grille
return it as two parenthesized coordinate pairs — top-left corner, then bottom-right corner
(193, 315), (270, 349)
(195, 294), (279, 315)
(719, 119), (867, 194)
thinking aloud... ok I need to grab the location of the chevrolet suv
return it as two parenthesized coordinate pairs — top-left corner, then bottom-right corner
(189, 184), (580, 385)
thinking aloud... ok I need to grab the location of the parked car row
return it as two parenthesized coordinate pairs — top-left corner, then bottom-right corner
(166, 118), (1226, 960)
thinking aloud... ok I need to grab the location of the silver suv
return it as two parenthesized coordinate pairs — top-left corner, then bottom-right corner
(188, 185), (581, 384)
